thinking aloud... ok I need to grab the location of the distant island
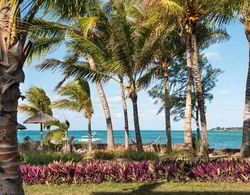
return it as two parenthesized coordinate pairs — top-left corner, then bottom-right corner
(210, 127), (242, 131)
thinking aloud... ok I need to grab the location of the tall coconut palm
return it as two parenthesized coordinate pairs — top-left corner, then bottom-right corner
(0, 1), (55, 193)
(145, 0), (225, 160)
(36, 1), (157, 151)
(33, 1), (116, 149)
(220, 0), (250, 157)
(53, 79), (94, 152)
(137, 30), (185, 151)
(0, 0), (92, 192)
(119, 76), (130, 149)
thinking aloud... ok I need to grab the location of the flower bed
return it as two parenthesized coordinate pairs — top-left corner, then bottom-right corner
(21, 159), (250, 184)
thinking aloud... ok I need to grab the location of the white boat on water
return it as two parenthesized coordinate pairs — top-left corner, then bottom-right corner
(77, 132), (101, 143)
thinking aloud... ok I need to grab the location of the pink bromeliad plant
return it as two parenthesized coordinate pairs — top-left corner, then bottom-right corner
(20, 159), (250, 184)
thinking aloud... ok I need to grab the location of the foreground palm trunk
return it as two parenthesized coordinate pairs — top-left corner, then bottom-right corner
(129, 82), (143, 151)
(191, 35), (209, 160)
(162, 62), (172, 152)
(119, 77), (129, 149)
(184, 38), (193, 149)
(0, 2), (27, 194)
(87, 56), (114, 149)
(241, 18), (250, 157)
(0, 87), (24, 194)
(88, 118), (92, 152)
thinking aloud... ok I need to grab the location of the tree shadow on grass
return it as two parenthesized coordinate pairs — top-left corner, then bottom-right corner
(90, 182), (250, 195)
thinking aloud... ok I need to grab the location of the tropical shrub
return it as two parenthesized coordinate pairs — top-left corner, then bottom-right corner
(85, 149), (159, 161)
(86, 150), (116, 160)
(124, 150), (160, 161)
(20, 152), (82, 165)
(21, 159), (250, 184)
(160, 150), (195, 160)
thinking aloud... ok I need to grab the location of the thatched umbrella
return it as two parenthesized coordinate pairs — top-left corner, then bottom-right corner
(17, 123), (27, 130)
(24, 111), (57, 142)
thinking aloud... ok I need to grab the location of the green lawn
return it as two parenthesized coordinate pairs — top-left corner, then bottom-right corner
(24, 182), (250, 195)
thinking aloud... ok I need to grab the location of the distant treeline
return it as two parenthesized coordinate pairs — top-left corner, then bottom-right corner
(210, 127), (242, 131)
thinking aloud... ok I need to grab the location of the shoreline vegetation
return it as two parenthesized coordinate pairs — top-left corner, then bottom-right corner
(210, 127), (243, 131)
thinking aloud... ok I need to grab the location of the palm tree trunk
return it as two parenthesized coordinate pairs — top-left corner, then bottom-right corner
(0, 87), (24, 194)
(88, 118), (93, 152)
(0, 2), (25, 192)
(241, 20), (250, 157)
(195, 105), (201, 141)
(191, 34), (209, 160)
(162, 62), (172, 152)
(184, 37), (193, 149)
(119, 76), (129, 149)
(129, 82), (143, 151)
(87, 55), (114, 149)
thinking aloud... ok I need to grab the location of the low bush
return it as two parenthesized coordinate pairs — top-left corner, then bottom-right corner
(160, 150), (195, 160)
(21, 159), (250, 184)
(86, 150), (116, 160)
(124, 150), (159, 161)
(85, 149), (159, 161)
(20, 152), (82, 165)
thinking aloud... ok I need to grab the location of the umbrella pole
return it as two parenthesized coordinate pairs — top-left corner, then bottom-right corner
(40, 123), (43, 147)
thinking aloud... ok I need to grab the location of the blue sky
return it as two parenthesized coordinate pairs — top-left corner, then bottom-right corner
(18, 20), (248, 131)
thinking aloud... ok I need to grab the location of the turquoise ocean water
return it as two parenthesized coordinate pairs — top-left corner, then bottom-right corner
(17, 130), (242, 149)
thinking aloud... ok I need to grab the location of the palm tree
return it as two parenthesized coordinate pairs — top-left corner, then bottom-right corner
(137, 30), (185, 151)
(0, 1), (56, 193)
(145, 0), (226, 160)
(0, 0), (93, 192)
(119, 76), (130, 149)
(45, 120), (71, 153)
(220, 0), (250, 157)
(32, 1), (116, 149)
(36, 1), (154, 151)
(19, 86), (53, 142)
(53, 79), (94, 152)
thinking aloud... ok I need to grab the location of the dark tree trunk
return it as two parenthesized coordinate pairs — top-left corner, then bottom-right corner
(119, 77), (129, 149)
(129, 82), (143, 151)
(40, 123), (43, 147)
(88, 118), (92, 152)
(195, 105), (201, 141)
(184, 37), (193, 149)
(162, 62), (172, 152)
(87, 55), (114, 149)
(241, 19), (250, 157)
(191, 34), (209, 161)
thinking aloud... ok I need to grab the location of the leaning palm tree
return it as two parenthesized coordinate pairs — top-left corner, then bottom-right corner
(19, 86), (53, 120)
(33, 1), (116, 149)
(53, 79), (94, 151)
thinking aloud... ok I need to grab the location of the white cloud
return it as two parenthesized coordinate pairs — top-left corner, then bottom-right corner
(219, 89), (230, 95)
(108, 96), (122, 104)
(205, 51), (222, 61)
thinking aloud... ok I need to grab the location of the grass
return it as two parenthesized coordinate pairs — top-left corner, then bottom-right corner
(24, 182), (250, 195)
